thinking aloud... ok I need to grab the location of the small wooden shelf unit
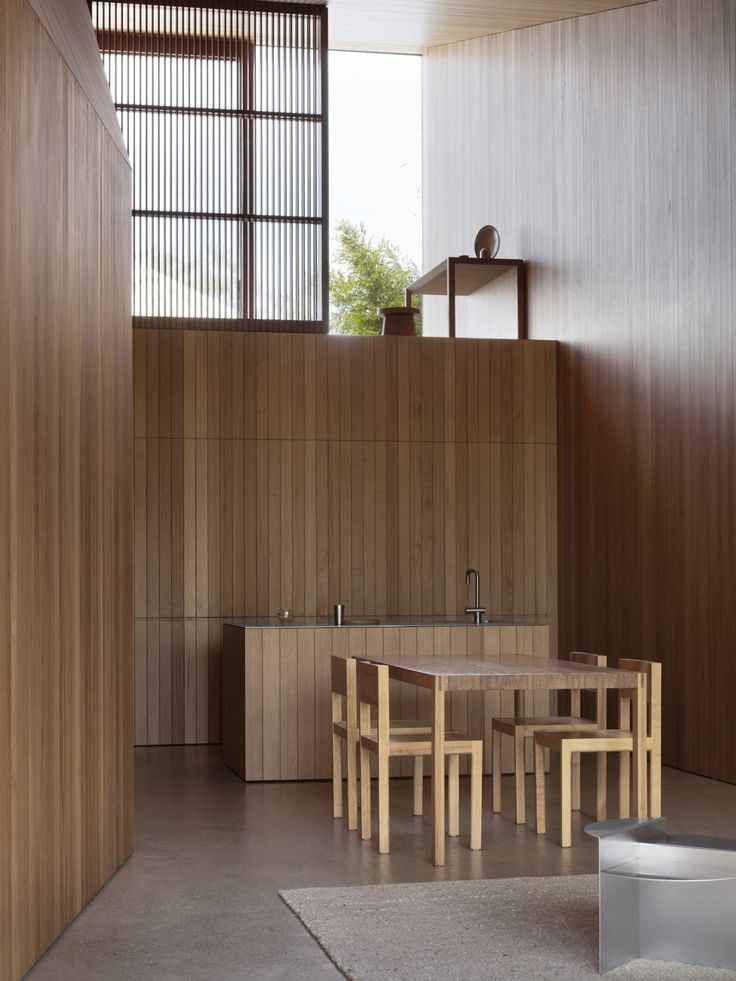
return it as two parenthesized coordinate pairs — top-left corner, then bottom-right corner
(406, 256), (527, 339)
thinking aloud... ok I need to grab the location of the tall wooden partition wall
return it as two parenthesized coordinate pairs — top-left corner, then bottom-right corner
(133, 332), (558, 744)
(0, 0), (133, 977)
(423, 0), (736, 782)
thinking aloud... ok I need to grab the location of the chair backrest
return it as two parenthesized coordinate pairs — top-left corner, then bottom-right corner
(356, 660), (390, 744)
(514, 650), (608, 716)
(618, 658), (662, 739)
(331, 654), (355, 699)
(567, 651), (608, 721)
(569, 651), (608, 670)
(356, 659), (388, 708)
(331, 655), (357, 727)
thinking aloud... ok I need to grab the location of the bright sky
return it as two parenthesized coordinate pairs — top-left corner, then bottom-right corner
(328, 51), (422, 266)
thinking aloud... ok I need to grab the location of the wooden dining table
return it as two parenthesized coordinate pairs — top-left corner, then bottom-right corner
(360, 651), (648, 866)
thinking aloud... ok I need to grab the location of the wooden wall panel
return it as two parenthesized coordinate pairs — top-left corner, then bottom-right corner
(134, 333), (557, 744)
(0, 0), (132, 977)
(222, 623), (550, 781)
(27, 0), (127, 157)
(423, 0), (736, 782)
(326, 0), (651, 55)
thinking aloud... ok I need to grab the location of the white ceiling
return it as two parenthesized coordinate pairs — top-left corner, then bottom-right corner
(306, 0), (653, 54)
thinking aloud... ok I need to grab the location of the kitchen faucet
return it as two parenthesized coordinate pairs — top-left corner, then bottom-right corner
(464, 568), (486, 625)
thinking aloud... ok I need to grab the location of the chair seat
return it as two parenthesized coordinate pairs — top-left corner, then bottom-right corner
(492, 715), (597, 736)
(360, 730), (478, 758)
(535, 728), (654, 753)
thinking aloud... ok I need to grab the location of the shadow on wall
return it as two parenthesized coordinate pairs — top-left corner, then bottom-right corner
(556, 334), (734, 781)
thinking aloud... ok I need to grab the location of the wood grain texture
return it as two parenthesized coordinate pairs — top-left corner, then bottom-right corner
(222, 624), (550, 781)
(27, 0), (128, 158)
(0, 0), (132, 977)
(324, 0), (651, 53)
(423, 0), (736, 782)
(133, 333), (557, 745)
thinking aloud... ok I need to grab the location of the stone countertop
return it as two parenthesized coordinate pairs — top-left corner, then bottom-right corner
(224, 615), (548, 630)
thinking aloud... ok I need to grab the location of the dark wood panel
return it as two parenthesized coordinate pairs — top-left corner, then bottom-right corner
(135, 333), (557, 444)
(423, 0), (736, 782)
(0, 0), (132, 977)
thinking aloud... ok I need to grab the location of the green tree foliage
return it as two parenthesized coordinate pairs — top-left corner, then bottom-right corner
(329, 220), (421, 335)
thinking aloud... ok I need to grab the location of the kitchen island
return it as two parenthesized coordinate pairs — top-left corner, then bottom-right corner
(222, 618), (549, 781)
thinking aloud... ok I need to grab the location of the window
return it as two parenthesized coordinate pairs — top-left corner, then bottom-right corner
(93, 2), (328, 331)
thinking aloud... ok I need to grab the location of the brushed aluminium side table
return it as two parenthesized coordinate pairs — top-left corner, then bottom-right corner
(586, 817), (736, 974)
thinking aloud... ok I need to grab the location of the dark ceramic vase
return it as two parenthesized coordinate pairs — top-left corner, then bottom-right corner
(378, 306), (419, 336)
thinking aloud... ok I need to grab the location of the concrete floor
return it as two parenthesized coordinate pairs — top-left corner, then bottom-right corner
(28, 748), (736, 980)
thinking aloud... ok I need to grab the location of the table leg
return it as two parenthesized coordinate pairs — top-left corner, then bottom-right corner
(595, 682), (607, 822)
(631, 674), (648, 817)
(431, 682), (446, 866)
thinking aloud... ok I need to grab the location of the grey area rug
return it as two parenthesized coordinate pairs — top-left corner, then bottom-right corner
(280, 876), (736, 981)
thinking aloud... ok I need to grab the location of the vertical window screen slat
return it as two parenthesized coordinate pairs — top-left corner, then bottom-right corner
(93, 1), (327, 332)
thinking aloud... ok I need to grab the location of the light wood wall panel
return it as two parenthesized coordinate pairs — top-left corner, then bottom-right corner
(326, 0), (651, 54)
(222, 623), (550, 781)
(133, 332), (557, 744)
(423, 0), (736, 782)
(27, 0), (127, 157)
(0, 0), (132, 977)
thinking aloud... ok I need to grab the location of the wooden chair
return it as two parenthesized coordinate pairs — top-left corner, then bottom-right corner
(331, 655), (360, 830)
(331, 656), (429, 830)
(534, 658), (662, 848)
(492, 652), (608, 824)
(357, 660), (483, 854)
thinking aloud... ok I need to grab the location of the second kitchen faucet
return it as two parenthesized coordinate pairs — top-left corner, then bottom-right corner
(464, 568), (486, 625)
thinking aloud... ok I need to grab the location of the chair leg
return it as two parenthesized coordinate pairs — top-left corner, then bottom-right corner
(360, 744), (371, 840)
(649, 748), (662, 819)
(534, 739), (546, 835)
(571, 752), (581, 811)
(619, 751), (630, 819)
(346, 737), (358, 830)
(560, 746), (572, 848)
(448, 755), (460, 838)
(332, 734), (343, 819)
(492, 729), (502, 813)
(596, 754), (607, 822)
(514, 730), (526, 824)
(413, 755), (424, 816)
(377, 751), (390, 854)
(469, 745), (482, 850)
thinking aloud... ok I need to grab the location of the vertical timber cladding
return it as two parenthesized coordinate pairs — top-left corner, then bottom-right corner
(221, 622), (551, 782)
(132, 333), (558, 746)
(0, 0), (133, 978)
(422, 0), (736, 782)
(93, 1), (329, 332)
